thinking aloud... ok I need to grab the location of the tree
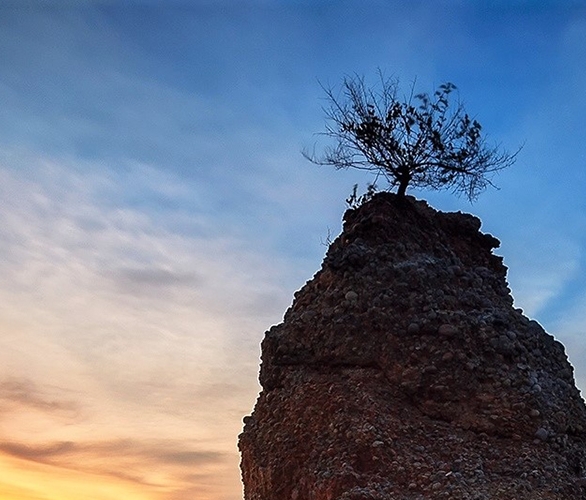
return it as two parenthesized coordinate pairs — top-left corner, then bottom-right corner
(305, 73), (519, 201)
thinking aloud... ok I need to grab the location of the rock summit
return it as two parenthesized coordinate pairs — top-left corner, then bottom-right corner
(239, 193), (586, 499)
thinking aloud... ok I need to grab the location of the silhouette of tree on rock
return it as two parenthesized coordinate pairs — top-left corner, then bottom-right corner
(305, 73), (519, 201)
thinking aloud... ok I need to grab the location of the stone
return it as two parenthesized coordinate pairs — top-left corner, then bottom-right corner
(407, 322), (420, 335)
(438, 324), (458, 337)
(535, 427), (549, 441)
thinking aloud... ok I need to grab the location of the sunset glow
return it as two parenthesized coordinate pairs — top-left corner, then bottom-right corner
(1, 2), (585, 499)
(0, 453), (155, 500)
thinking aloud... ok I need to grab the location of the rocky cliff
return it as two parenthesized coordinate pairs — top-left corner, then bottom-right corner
(239, 192), (586, 500)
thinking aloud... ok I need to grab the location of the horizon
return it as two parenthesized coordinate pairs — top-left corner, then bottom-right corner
(1, 1), (585, 499)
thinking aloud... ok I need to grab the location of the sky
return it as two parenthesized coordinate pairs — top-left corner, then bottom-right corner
(0, 1), (585, 499)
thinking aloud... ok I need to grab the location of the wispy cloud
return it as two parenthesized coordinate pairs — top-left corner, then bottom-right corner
(0, 378), (79, 417)
(503, 232), (581, 316)
(0, 153), (290, 499)
(0, 438), (226, 479)
(0, 441), (78, 463)
(0, 435), (236, 500)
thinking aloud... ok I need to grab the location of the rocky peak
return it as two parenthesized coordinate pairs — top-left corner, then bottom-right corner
(239, 192), (586, 500)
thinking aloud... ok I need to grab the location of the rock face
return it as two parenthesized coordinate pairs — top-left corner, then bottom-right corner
(239, 193), (586, 500)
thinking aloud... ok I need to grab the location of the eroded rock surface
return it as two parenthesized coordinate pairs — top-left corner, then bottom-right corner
(239, 192), (586, 499)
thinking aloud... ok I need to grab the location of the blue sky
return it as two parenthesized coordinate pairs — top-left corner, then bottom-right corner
(0, 2), (585, 499)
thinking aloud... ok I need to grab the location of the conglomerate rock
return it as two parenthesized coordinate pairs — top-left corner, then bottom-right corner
(239, 192), (586, 500)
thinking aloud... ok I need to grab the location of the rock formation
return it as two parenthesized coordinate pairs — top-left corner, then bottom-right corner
(239, 192), (586, 499)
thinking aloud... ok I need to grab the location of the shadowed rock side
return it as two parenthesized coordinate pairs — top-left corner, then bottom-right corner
(239, 192), (586, 500)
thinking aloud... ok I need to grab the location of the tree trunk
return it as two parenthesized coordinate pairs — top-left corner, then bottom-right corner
(396, 165), (411, 198)
(397, 177), (409, 198)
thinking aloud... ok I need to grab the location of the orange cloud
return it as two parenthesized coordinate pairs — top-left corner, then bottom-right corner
(0, 451), (156, 500)
(0, 435), (241, 500)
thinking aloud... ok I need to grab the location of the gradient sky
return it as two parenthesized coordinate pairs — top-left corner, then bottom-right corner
(0, 1), (585, 499)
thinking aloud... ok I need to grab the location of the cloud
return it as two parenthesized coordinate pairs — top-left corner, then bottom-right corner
(0, 378), (79, 417)
(0, 441), (76, 462)
(109, 267), (201, 297)
(545, 267), (586, 389)
(0, 437), (228, 490)
(0, 438), (225, 469)
(504, 234), (581, 317)
(0, 150), (287, 498)
(0, 5), (306, 189)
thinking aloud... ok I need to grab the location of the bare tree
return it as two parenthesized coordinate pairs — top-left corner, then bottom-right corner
(305, 74), (519, 201)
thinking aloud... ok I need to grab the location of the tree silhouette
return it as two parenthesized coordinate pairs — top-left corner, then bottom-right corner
(305, 74), (518, 201)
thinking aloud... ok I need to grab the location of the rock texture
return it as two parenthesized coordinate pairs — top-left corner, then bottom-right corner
(239, 193), (586, 500)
